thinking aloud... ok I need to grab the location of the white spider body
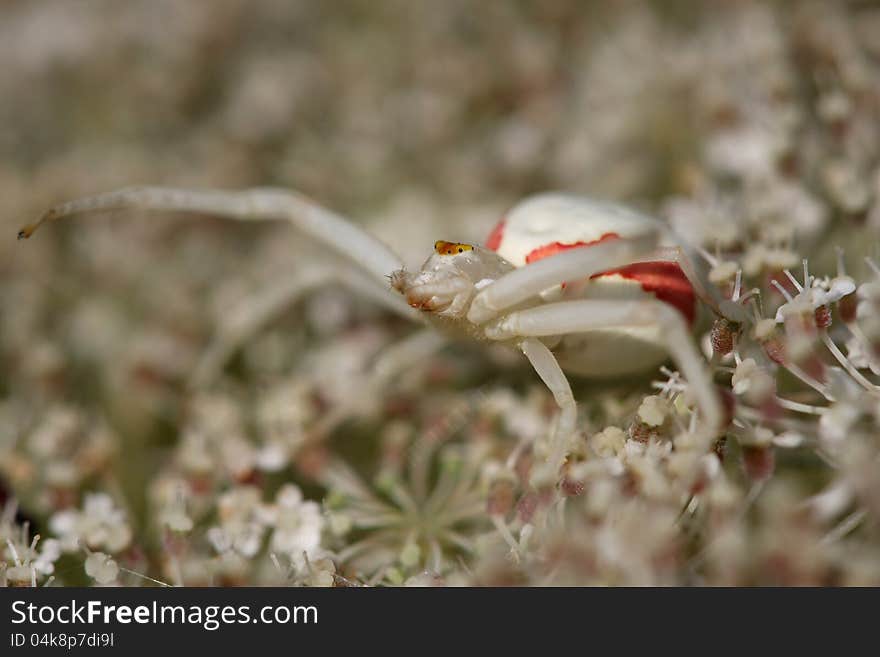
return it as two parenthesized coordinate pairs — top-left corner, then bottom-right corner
(398, 193), (700, 377)
(551, 322), (672, 378)
(390, 245), (515, 342)
(20, 186), (728, 486)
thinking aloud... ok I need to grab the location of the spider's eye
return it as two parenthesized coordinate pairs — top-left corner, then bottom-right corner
(434, 240), (473, 256)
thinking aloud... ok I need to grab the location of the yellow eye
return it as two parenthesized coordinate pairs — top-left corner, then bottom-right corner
(434, 240), (473, 256)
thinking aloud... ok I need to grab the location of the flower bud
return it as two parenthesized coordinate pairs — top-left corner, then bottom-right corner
(814, 305), (832, 329)
(711, 318), (739, 356)
(838, 294), (858, 324)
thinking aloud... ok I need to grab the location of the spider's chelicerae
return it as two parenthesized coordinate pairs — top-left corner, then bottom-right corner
(19, 187), (741, 488)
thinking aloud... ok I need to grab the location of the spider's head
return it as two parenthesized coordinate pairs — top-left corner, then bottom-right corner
(390, 241), (515, 319)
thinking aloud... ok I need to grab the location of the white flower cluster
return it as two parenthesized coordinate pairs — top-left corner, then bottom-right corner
(207, 484), (324, 563)
(49, 493), (132, 554)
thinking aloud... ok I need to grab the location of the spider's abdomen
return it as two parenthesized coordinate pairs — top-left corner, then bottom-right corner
(485, 193), (696, 325)
(487, 193), (658, 266)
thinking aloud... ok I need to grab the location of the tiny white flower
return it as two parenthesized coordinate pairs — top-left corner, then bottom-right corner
(732, 358), (758, 395)
(819, 402), (861, 446)
(583, 478), (616, 518)
(303, 557), (336, 587)
(774, 263), (854, 323)
(49, 493), (132, 554)
(701, 453), (721, 481)
(742, 244), (799, 278)
(731, 358), (774, 401)
(209, 486), (268, 558)
(33, 538), (61, 576)
(255, 441), (289, 472)
(84, 552), (119, 585)
(709, 260), (740, 285)
(220, 435), (257, 480)
(772, 432), (804, 448)
(707, 476), (742, 510)
(750, 426), (775, 447)
(753, 318), (777, 341)
(590, 427), (627, 458)
(637, 395), (668, 427)
(268, 485), (324, 558)
(160, 506), (193, 533)
(822, 275), (857, 302)
(623, 440), (646, 460)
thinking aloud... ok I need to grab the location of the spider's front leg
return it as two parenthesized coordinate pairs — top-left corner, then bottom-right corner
(20, 186), (440, 390)
(19, 186), (419, 322)
(467, 230), (659, 324)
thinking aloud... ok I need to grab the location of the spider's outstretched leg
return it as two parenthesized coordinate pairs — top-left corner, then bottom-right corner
(192, 266), (335, 388)
(519, 338), (576, 487)
(467, 229), (659, 324)
(308, 328), (449, 441)
(18, 186), (416, 313)
(191, 262), (425, 388)
(470, 224), (743, 326)
(370, 328), (448, 382)
(487, 298), (723, 467)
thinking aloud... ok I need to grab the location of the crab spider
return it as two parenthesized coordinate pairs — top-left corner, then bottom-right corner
(19, 187), (734, 486)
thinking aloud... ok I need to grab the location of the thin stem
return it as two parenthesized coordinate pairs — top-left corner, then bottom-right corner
(784, 268), (803, 293)
(770, 279), (794, 302)
(820, 509), (868, 546)
(846, 322), (880, 374)
(118, 566), (172, 587)
(774, 397), (828, 415)
(785, 362), (836, 402)
(821, 331), (880, 392)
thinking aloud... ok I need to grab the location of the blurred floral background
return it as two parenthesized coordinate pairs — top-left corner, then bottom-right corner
(2, 0), (880, 586)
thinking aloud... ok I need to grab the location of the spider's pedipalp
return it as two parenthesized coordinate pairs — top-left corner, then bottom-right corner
(390, 245), (514, 321)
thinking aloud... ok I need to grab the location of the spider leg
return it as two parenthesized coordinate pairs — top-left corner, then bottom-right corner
(308, 328), (448, 441)
(467, 230), (659, 324)
(488, 298), (723, 450)
(519, 338), (577, 487)
(371, 328), (448, 382)
(190, 262), (422, 388)
(192, 267), (333, 389)
(19, 185), (405, 289)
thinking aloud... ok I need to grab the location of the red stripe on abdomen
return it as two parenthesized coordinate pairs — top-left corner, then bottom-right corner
(593, 262), (696, 325)
(485, 219), (506, 251)
(521, 234), (695, 324)
(524, 232), (620, 264)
